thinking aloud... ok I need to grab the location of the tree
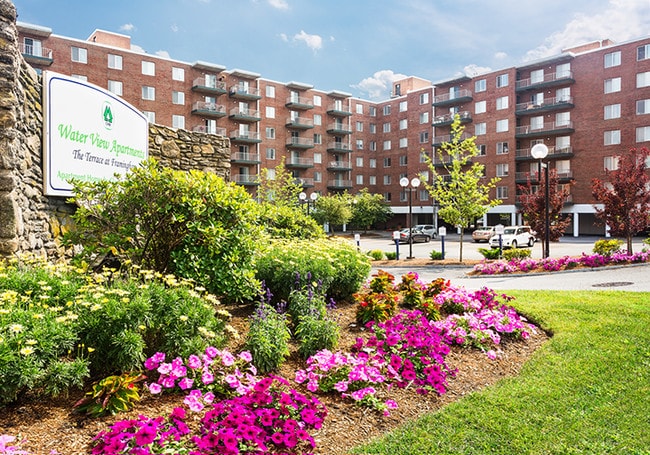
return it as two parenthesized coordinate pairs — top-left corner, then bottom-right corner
(518, 168), (573, 254)
(256, 157), (303, 207)
(591, 147), (650, 253)
(349, 188), (393, 232)
(423, 115), (501, 262)
(311, 193), (352, 231)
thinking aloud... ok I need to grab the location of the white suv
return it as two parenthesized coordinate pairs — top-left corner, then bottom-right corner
(489, 225), (536, 249)
(414, 224), (437, 239)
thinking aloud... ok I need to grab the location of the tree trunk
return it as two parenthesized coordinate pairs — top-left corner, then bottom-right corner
(459, 227), (464, 262)
(627, 235), (634, 254)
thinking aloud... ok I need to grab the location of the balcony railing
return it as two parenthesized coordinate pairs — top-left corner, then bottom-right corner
(515, 71), (575, 91)
(327, 161), (352, 170)
(231, 152), (261, 163)
(515, 121), (574, 137)
(192, 125), (227, 136)
(285, 117), (314, 129)
(326, 103), (352, 116)
(294, 177), (315, 187)
(326, 123), (352, 134)
(285, 95), (314, 110)
(327, 179), (353, 189)
(229, 130), (262, 143)
(19, 42), (53, 64)
(516, 146), (574, 160)
(191, 101), (227, 117)
(228, 85), (262, 100)
(191, 77), (227, 94)
(327, 142), (352, 153)
(515, 96), (574, 114)
(432, 111), (472, 126)
(286, 137), (315, 148)
(233, 174), (259, 185)
(286, 157), (314, 168)
(432, 89), (473, 106)
(432, 132), (473, 145)
(228, 107), (261, 121)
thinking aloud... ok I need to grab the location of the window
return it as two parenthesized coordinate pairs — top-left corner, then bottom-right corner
(496, 73), (509, 88)
(383, 123), (391, 133)
(313, 153), (322, 164)
(399, 119), (407, 130)
(369, 123), (377, 133)
(266, 85), (275, 98)
(475, 101), (486, 114)
(141, 61), (155, 76)
(637, 72), (650, 88)
(419, 92), (429, 104)
(383, 175), (392, 185)
(496, 186), (508, 199)
(71, 47), (87, 63)
(475, 79), (486, 92)
(143, 111), (155, 123)
(383, 105), (391, 115)
(604, 51), (621, 68)
(475, 122), (486, 135)
(172, 67), (185, 81)
(108, 80), (123, 96)
(383, 140), (391, 150)
(23, 37), (42, 57)
(531, 116), (544, 130)
(420, 112), (429, 124)
(636, 126), (650, 142)
(496, 96), (509, 110)
(556, 63), (571, 78)
(72, 74), (87, 81)
(356, 103), (364, 114)
(419, 189), (428, 201)
(142, 86), (155, 100)
(399, 190), (408, 202)
(496, 163), (509, 177)
(604, 156), (619, 171)
(384, 192), (392, 202)
(369, 176), (377, 185)
(637, 44), (650, 61)
(356, 139), (364, 149)
(399, 155), (408, 166)
(172, 91), (185, 105)
(108, 54), (122, 70)
(313, 114), (322, 126)
(369, 106), (377, 116)
(356, 121), (364, 132)
(265, 106), (275, 118)
(267, 169), (276, 180)
(265, 127), (275, 139)
(172, 115), (185, 129)
(604, 130), (621, 145)
(497, 118), (508, 133)
(604, 77), (621, 93)
(530, 69), (544, 83)
(356, 175), (364, 185)
(313, 133), (322, 144)
(314, 171), (322, 183)
(266, 148), (276, 159)
(604, 104), (621, 119)
(369, 158), (377, 168)
(383, 157), (391, 167)
(555, 112), (570, 127)
(478, 144), (486, 156)
(556, 87), (571, 102)
(399, 101), (407, 112)
(419, 131), (429, 143)
(370, 141), (377, 151)
(313, 95), (322, 106)
(637, 99), (650, 115)
(356, 157), (364, 167)
(497, 142), (509, 155)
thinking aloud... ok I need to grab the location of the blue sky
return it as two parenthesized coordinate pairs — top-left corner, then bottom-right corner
(13, 0), (650, 100)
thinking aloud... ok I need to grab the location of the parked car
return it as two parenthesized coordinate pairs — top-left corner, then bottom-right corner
(472, 226), (496, 243)
(488, 225), (536, 249)
(398, 228), (431, 243)
(414, 224), (437, 239)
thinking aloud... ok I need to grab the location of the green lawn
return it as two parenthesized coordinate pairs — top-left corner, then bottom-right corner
(351, 290), (650, 455)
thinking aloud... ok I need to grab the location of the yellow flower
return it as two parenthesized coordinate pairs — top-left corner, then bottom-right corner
(87, 347), (95, 353)
(179, 315), (188, 322)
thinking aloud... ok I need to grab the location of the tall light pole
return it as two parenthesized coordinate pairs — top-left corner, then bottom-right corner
(530, 143), (550, 258)
(400, 176), (421, 259)
(298, 192), (318, 215)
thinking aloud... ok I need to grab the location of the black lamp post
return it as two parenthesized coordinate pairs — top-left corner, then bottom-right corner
(531, 143), (550, 258)
(399, 176), (421, 259)
(299, 192), (318, 215)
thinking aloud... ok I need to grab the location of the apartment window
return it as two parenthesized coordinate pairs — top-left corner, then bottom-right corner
(369, 158), (377, 168)
(419, 189), (428, 201)
(383, 123), (391, 133)
(604, 130), (621, 145)
(314, 171), (322, 183)
(369, 123), (377, 133)
(496, 186), (508, 199)
(313, 114), (322, 126)
(530, 69), (544, 83)
(356, 175), (364, 185)
(496, 163), (509, 177)
(604, 77), (621, 93)
(556, 87), (571, 102)
(420, 112), (429, 124)
(71, 74), (87, 81)
(475, 100), (486, 114)
(399, 101), (407, 112)
(475, 79), (486, 92)
(356, 103), (364, 114)
(384, 192), (392, 202)
(369, 106), (377, 116)
(475, 122), (486, 135)
(356, 157), (364, 167)
(172, 115), (185, 129)
(531, 115), (544, 130)
(142, 86), (155, 100)
(496, 73), (509, 88)
(172, 67), (185, 81)
(636, 126), (650, 142)
(23, 37), (42, 56)
(383, 105), (391, 115)
(356, 121), (364, 132)
(367, 176), (376, 186)
(266, 148), (276, 159)
(370, 141), (377, 151)
(108, 80), (123, 96)
(419, 131), (429, 143)
(399, 190), (408, 202)
(142, 61), (155, 76)
(478, 144), (486, 156)
(143, 111), (155, 123)
(496, 96), (509, 110)
(71, 47), (87, 63)
(265, 106), (275, 118)
(637, 44), (650, 61)
(399, 155), (408, 166)
(267, 169), (276, 180)
(556, 112), (570, 127)
(604, 104), (621, 119)
(265, 127), (275, 139)
(356, 139), (364, 149)
(172, 91), (185, 105)
(604, 156), (619, 171)
(266, 85), (275, 98)
(604, 51), (621, 68)
(107, 54), (122, 70)
(383, 140), (391, 150)
(313, 95), (321, 106)
(637, 99), (650, 115)
(383, 157), (391, 167)
(419, 92), (429, 104)
(313, 133), (322, 144)
(497, 142), (509, 155)
(383, 175), (392, 185)
(313, 153), (322, 164)
(556, 63), (571, 78)
(637, 72), (650, 88)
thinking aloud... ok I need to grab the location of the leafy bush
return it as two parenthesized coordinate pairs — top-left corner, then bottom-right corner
(245, 303), (291, 374)
(354, 270), (399, 326)
(429, 250), (443, 260)
(368, 249), (385, 261)
(502, 248), (532, 260)
(73, 372), (146, 417)
(66, 159), (262, 303)
(295, 315), (340, 359)
(478, 247), (501, 260)
(255, 203), (325, 240)
(593, 238), (623, 256)
(385, 251), (397, 260)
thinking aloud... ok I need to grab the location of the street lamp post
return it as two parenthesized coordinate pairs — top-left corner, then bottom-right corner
(298, 192), (318, 215)
(400, 176), (421, 259)
(530, 143), (550, 258)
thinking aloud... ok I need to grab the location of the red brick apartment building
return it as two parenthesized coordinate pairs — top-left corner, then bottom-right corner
(16, 21), (650, 235)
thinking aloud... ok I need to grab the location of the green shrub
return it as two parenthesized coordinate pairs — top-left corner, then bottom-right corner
(245, 303), (291, 374)
(429, 250), (443, 260)
(385, 252), (397, 260)
(503, 248), (532, 260)
(66, 159), (262, 303)
(295, 315), (339, 359)
(593, 238), (623, 256)
(368, 249), (385, 261)
(73, 372), (146, 417)
(478, 247), (501, 260)
(255, 203), (326, 240)
(354, 270), (399, 326)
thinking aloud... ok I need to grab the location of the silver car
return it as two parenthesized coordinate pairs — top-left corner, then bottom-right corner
(413, 224), (438, 239)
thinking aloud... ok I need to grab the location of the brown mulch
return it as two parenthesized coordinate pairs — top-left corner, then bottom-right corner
(0, 298), (548, 455)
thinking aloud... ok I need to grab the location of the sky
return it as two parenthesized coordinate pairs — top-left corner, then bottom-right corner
(12, 0), (650, 100)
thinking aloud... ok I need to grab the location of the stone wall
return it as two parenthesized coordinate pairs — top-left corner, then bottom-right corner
(0, 0), (230, 259)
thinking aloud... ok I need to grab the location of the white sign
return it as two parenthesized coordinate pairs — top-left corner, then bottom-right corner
(43, 72), (149, 196)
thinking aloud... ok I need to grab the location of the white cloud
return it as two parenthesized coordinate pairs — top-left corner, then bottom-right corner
(130, 44), (145, 53)
(171, 24), (179, 33)
(494, 51), (508, 60)
(279, 33), (288, 42)
(268, 0), (289, 10)
(524, 0), (650, 61)
(119, 23), (135, 32)
(351, 69), (408, 101)
(464, 64), (491, 77)
(293, 30), (323, 51)
(155, 50), (171, 59)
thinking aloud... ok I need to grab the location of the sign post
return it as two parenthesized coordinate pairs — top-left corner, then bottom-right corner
(438, 226), (447, 260)
(495, 224), (505, 259)
(392, 231), (400, 260)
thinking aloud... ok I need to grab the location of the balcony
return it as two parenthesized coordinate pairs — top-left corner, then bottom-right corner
(515, 71), (575, 92)
(327, 179), (353, 189)
(286, 157), (314, 168)
(432, 132), (473, 146)
(233, 174), (259, 186)
(515, 96), (574, 115)
(516, 145), (574, 161)
(326, 161), (353, 171)
(515, 169), (574, 184)
(192, 125), (227, 136)
(228, 85), (262, 100)
(515, 121), (574, 138)
(285, 95), (314, 110)
(191, 77), (227, 95)
(326, 123), (352, 135)
(431, 154), (472, 168)
(327, 142), (352, 153)
(432, 89), (472, 107)
(432, 111), (472, 127)
(326, 103), (352, 117)
(19, 42), (53, 66)
(191, 101), (227, 118)
(231, 152), (261, 164)
(294, 177), (315, 188)
(286, 137), (315, 149)
(229, 130), (262, 143)
(228, 107), (261, 122)
(285, 116), (314, 129)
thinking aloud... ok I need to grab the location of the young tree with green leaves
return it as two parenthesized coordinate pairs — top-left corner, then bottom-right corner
(591, 147), (650, 254)
(423, 115), (501, 262)
(349, 188), (393, 232)
(311, 193), (353, 231)
(256, 157), (303, 207)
